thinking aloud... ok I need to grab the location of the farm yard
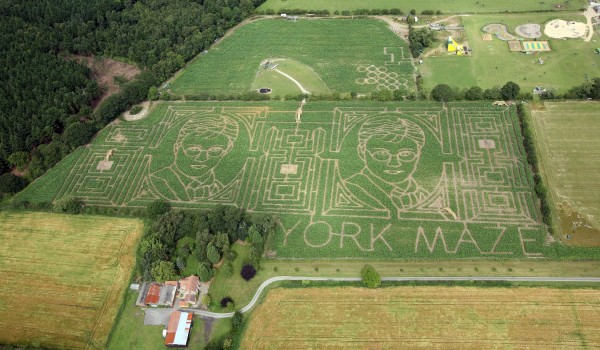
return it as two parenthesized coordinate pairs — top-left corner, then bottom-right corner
(257, 0), (588, 14)
(0, 212), (142, 349)
(529, 102), (600, 246)
(241, 286), (600, 349)
(19, 100), (546, 259)
(419, 12), (600, 93)
(168, 19), (415, 96)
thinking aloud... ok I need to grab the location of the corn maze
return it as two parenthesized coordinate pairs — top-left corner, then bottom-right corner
(23, 101), (546, 259)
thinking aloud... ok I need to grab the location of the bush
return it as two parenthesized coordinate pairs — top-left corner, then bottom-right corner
(146, 199), (170, 219)
(241, 264), (257, 281)
(201, 293), (212, 307)
(220, 296), (234, 308)
(0, 173), (28, 194)
(361, 265), (381, 288)
(53, 196), (84, 214)
(231, 311), (243, 333)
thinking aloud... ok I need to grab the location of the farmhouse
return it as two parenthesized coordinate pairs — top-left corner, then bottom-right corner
(178, 275), (200, 308)
(136, 281), (177, 307)
(164, 311), (193, 347)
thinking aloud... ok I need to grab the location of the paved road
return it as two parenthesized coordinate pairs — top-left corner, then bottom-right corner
(179, 275), (600, 319)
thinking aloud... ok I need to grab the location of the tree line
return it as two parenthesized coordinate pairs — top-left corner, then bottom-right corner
(0, 0), (266, 196)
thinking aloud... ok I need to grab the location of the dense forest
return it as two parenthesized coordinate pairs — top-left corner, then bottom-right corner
(0, 0), (265, 194)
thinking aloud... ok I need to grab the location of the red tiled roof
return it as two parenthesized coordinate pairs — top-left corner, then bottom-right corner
(144, 283), (161, 305)
(166, 311), (181, 333)
(180, 275), (200, 292)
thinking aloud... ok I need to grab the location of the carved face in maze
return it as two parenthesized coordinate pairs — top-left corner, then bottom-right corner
(358, 117), (425, 186)
(174, 116), (238, 177)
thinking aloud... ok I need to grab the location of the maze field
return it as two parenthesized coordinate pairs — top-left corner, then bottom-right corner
(0, 212), (143, 349)
(21, 101), (545, 259)
(169, 19), (414, 95)
(241, 287), (600, 349)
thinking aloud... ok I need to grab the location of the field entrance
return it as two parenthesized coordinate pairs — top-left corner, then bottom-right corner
(0, 212), (143, 349)
(20, 101), (546, 259)
(241, 286), (600, 349)
(529, 102), (600, 246)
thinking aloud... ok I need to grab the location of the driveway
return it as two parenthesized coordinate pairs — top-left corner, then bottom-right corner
(144, 307), (174, 326)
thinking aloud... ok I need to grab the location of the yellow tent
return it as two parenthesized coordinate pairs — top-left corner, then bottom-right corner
(447, 36), (462, 53)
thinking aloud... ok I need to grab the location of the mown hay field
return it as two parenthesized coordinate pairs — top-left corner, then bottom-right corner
(169, 19), (414, 96)
(530, 102), (600, 246)
(258, 0), (587, 14)
(0, 212), (143, 349)
(19, 100), (546, 260)
(241, 286), (600, 349)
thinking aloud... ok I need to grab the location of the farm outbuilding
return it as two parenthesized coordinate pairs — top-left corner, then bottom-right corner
(165, 311), (193, 347)
(136, 281), (178, 308)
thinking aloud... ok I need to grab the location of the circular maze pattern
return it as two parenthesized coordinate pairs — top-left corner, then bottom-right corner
(355, 65), (407, 91)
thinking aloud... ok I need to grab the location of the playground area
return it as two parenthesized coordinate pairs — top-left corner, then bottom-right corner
(515, 23), (542, 39)
(544, 19), (587, 39)
(523, 41), (551, 52)
(482, 23), (517, 40)
(508, 40), (551, 52)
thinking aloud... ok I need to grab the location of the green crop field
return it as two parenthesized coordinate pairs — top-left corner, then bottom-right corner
(529, 102), (600, 246)
(257, 0), (588, 14)
(419, 12), (600, 93)
(20, 100), (546, 260)
(0, 212), (142, 349)
(169, 19), (414, 96)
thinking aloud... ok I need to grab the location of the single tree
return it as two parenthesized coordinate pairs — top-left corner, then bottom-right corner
(220, 296), (234, 308)
(198, 262), (214, 281)
(431, 84), (455, 102)
(500, 81), (520, 100)
(241, 264), (257, 281)
(151, 261), (178, 283)
(207, 242), (221, 264)
(465, 86), (483, 100)
(361, 265), (381, 288)
(220, 262), (234, 278)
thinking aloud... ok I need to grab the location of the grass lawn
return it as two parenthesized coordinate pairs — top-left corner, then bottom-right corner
(529, 101), (600, 246)
(240, 286), (600, 348)
(420, 12), (600, 93)
(258, 0), (588, 14)
(251, 59), (331, 96)
(206, 258), (600, 309)
(108, 292), (208, 350)
(0, 212), (143, 349)
(169, 18), (414, 96)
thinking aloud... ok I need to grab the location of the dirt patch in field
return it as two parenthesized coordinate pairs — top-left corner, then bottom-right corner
(70, 55), (141, 109)
(558, 202), (600, 246)
(123, 101), (152, 121)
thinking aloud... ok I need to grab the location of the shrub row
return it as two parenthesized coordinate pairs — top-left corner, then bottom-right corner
(516, 103), (553, 233)
(258, 8), (444, 16)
